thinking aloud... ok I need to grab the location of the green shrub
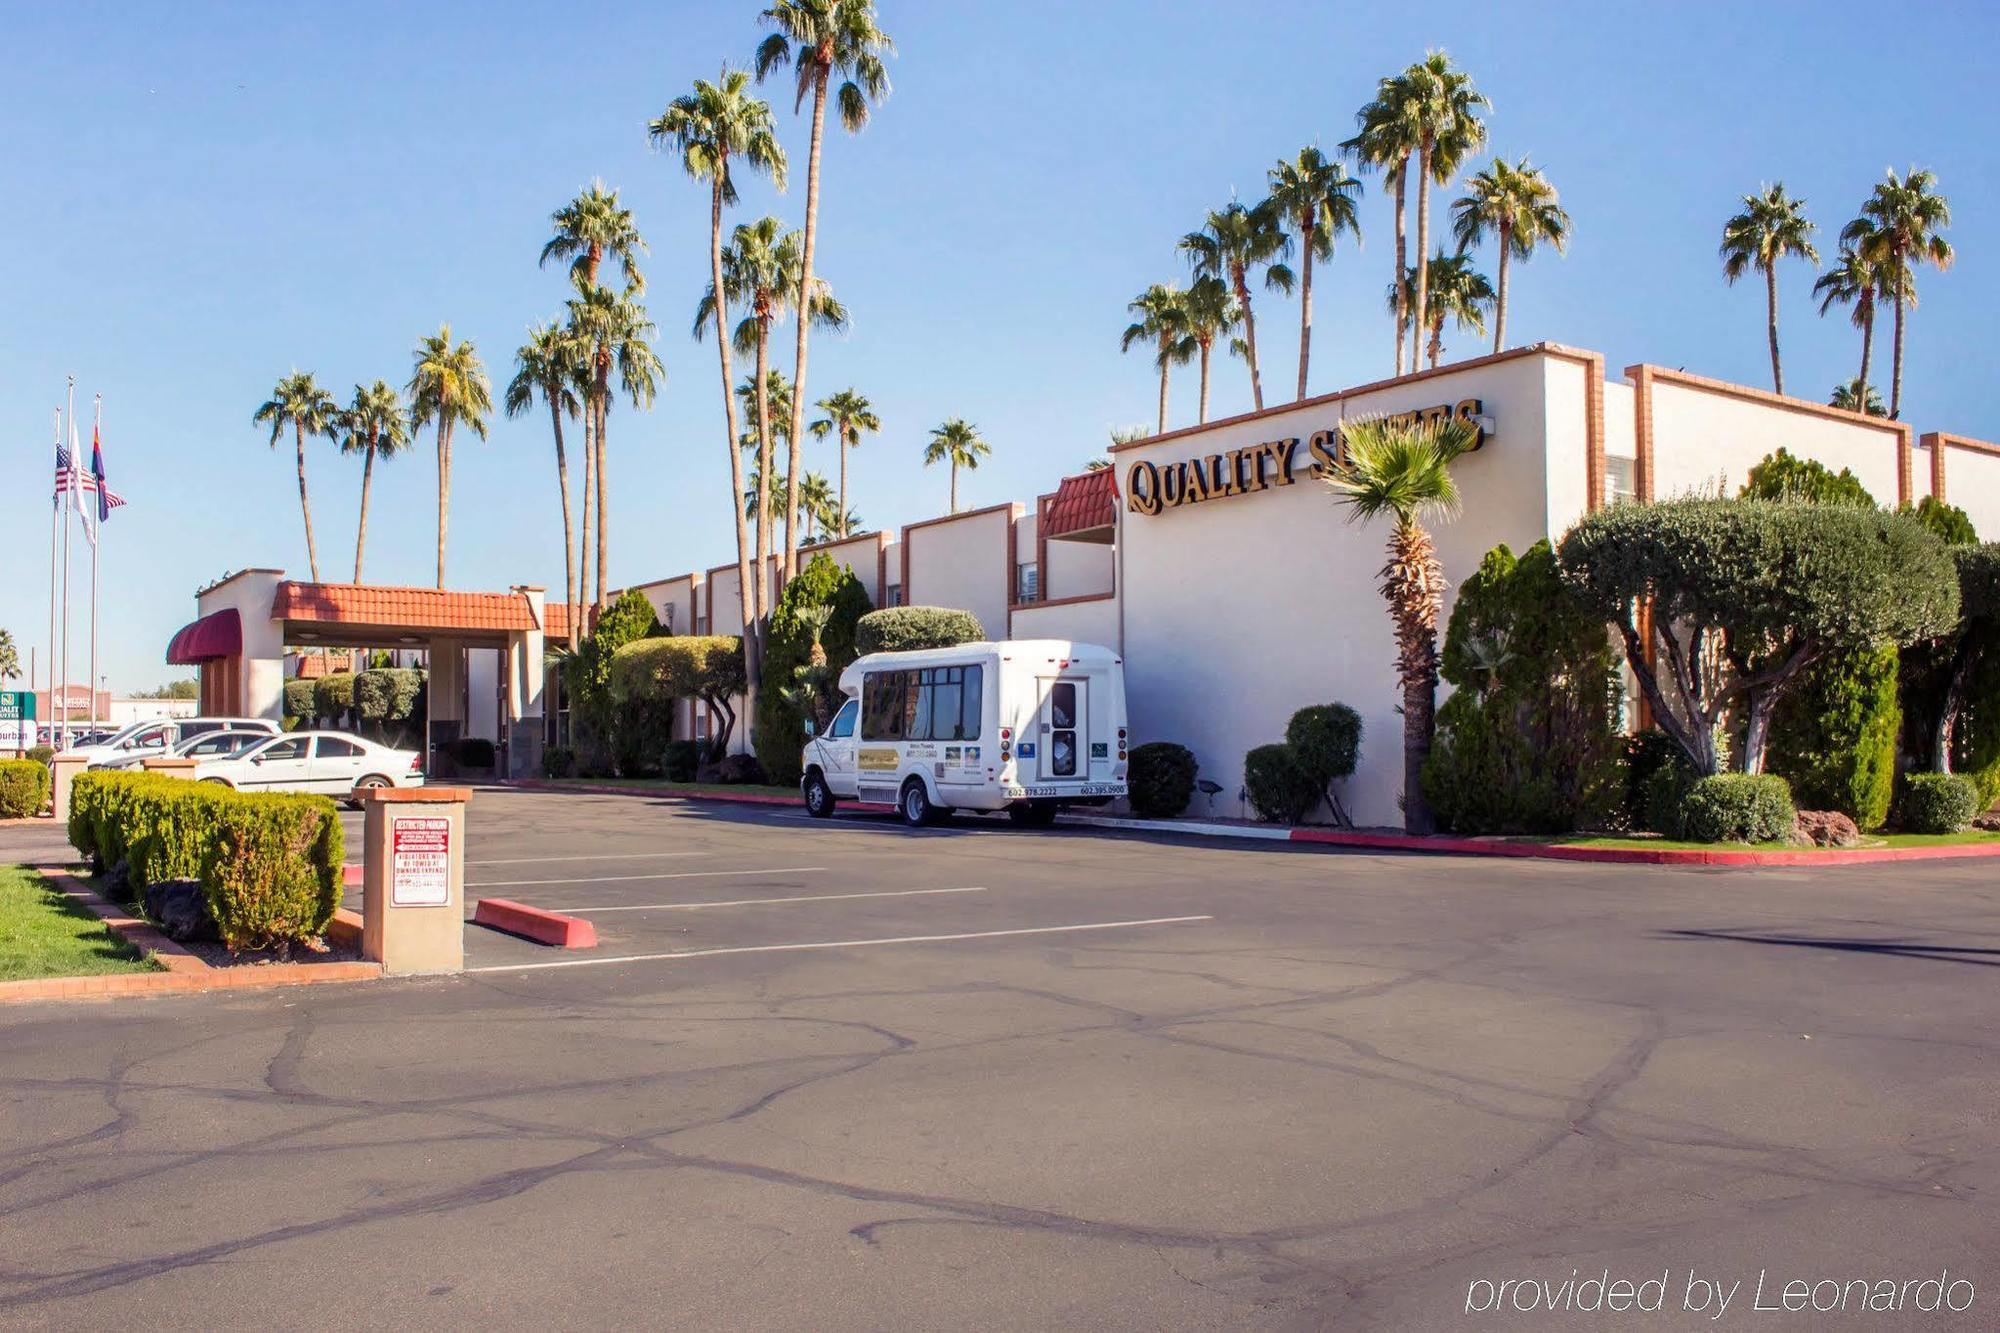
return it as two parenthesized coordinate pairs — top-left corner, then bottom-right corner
(1765, 643), (1899, 829)
(541, 745), (576, 779)
(282, 678), (317, 721)
(453, 737), (497, 770)
(1286, 704), (1362, 822)
(612, 695), (676, 778)
(125, 778), (221, 891)
(1898, 773), (1979, 834)
(560, 589), (661, 772)
(756, 554), (874, 786)
(0, 759), (51, 818)
(610, 636), (746, 761)
(1622, 731), (1687, 832)
(853, 606), (984, 656)
(1127, 742), (1197, 818)
(1645, 763), (1697, 839)
(1907, 495), (1978, 546)
(663, 740), (700, 783)
(26, 745), (54, 767)
(313, 672), (357, 724)
(1680, 774), (1795, 844)
(1740, 447), (1876, 507)
(202, 792), (343, 951)
(1901, 544), (2000, 811)
(1243, 744), (1318, 824)
(354, 668), (425, 738)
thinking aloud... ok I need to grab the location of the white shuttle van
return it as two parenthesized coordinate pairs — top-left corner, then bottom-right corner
(800, 640), (1129, 827)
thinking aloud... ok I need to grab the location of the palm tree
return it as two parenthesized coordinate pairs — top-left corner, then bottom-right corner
(1402, 53), (1489, 371)
(568, 281), (662, 607)
(1720, 184), (1819, 395)
(1450, 157), (1568, 353)
(1346, 74), (1421, 374)
(541, 182), (646, 292)
(406, 326), (493, 588)
(253, 371), (340, 582)
(1813, 246), (1883, 406)
(1323, 414), (1479, 834)
(924, 418), (990, 513)
(755, 0), (894, 581)
(506, 324), (586, 625)
(1267, 147), (1364, 398)
(1846, 168), (1952, 420)
(1120, 284), (1196, 433)
(797, 472), (837, 542)
(1181, 200), (1294, 411)
(1180, 276), (1240, 424)
(808, 388), (878, 537)
(650, 69), (787, 693)
(1389, 251), (1494, 368)
(339, 381), (409, 583)
(1829, 379), (1885, 416)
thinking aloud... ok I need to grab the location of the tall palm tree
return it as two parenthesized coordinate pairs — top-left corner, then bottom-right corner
(1267, 147), (1364, 398)
(755, 0), (894, 581)
(540, 182), (646, 293)
(1829, 379), (1885, 416)
(1846, 168), (1952, 420)
(1813, 246), (1883, 406)
(253, 371), (340, 582)
(797, 472), (837, 542)
(924, 418), (990, 513)
(568, 281), (662, 607)
(505, 324), (586, 626)
(1323, 414), (1479, 834)
(808, 388), (878, 536)
(1720, 184), (1819, 395)
(1181, 200), (1294, 411)
(1180, 276), (1240, 424)
(1388, 251), (1494, 368)
(651, 69), (787, 694)
(339, 381), (410, 583)
(1450, 157), (1568, 353)
(406, 326), (493, 589)
(1402, 53), (1488, 371)
(1346, 74), (1421, 375)
(1120, 284), (1195, 433)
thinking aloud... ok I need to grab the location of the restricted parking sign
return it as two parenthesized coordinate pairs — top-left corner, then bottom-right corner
(390, 815), (451, 907)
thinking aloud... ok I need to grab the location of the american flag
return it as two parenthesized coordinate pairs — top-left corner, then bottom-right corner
(53, 445), (125, 509)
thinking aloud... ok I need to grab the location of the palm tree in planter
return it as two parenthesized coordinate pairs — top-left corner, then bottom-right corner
(1449, 156), (1567, 353)
(1180, 199), (1294, 411)
(1323, 414), (1479, 834)
(339, 380), (410, 583)
(1388, 251), (1494, 368)
(924, 418), (990, 513)
(1267, 146), (1364, 398)
(1813, 245), (1884, 409)
(505, 324), (586, 626)
(407, 326), (493, 588)
(1846, 167), (1952, 420)
(253, 371), (340, 582)
(797, 472), (837, 542)
(1720, 183), (1819, 395)
(1179, 275), (1241, 425)
(808, 388), (877, 537)
(1120, 284), (1195, 433)
(1829, 379), (1885, 416)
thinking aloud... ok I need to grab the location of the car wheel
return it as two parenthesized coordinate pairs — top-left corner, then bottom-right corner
(802, 770), (836, 819)
(1008, 801), (1059, 828)
(900, 777), (936, 828)
(350, 775), (390, 808)
(200, 777), (232, 788)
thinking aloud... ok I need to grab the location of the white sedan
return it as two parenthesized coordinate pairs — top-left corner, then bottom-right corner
(95, 728), (271, 772)
(193, 731), (426, 803)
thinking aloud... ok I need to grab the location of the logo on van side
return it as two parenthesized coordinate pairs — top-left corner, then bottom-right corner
(858, 748), (899, 772)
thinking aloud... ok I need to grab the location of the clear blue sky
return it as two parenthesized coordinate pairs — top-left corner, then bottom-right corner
(4, 0), (1995, 694)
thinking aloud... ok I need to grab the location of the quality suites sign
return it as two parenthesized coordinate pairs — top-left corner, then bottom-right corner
(1125, 398), (1490, 517)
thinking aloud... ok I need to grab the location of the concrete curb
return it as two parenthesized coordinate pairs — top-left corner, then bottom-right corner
(471, 897), (597, 948)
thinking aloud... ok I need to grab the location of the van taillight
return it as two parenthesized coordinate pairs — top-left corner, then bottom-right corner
(1000, 727), (1011, 741)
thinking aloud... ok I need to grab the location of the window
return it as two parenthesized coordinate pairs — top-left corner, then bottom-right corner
(131, 728), (169, 751)
(315, 736), (363, 758)
(830, 699), (858, 739)
(660, 604), (676, 633)
(1048, 682), (1078, 776)
(182, 721), (219, 738)
(1017, 562), (1041, 603)
(1606, 456), (1638, 505)
(695, 616), (710, 635)
(861, 666), (983, 742)
(259, 737), (308, 762)
(884, 583), (902, 608)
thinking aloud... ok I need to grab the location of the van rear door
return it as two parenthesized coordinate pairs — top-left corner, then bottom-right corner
(1035, 678), (1086, 782)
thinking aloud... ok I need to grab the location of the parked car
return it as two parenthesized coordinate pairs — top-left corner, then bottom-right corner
(192, 730), (424, 803)
(70, 716), (281, 768)
(94, 728), (272, 772)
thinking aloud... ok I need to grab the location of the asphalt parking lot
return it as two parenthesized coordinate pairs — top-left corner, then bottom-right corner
(3, 787), (1997, 1328)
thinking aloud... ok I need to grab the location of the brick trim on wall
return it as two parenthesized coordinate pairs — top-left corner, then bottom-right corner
(1919, 431), (2000, 505)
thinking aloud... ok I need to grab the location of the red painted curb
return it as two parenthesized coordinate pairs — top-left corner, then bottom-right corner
(472, 897), (598, 948)
(1286, 827), (2000, 866)
(341, 863), (363, 887)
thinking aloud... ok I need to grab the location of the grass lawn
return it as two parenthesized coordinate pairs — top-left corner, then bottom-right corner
(1556, 831), (2000, 853)
(542, 777), (802, 801)
(0, 865), (160, 982)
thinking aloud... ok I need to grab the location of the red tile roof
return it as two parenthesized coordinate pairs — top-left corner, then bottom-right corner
(270, 582), (541, 633)
(542, 601), (575, 640)
(1042, 467), (1118, 539)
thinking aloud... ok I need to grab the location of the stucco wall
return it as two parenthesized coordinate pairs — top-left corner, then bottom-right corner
(630, 574), (701, 636)
(797, 533), (887, 604)
(902, 505), (1018, 642)
(1009, 595), (1118, 646)
(195, 570), (286, 720)
(1042, 534), (1115, 601)
(1939, 442), (2000, 539)
(1646, 376), (1907, 504)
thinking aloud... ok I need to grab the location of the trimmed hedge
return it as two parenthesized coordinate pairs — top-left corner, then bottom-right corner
(1286, 704), (1362, 816)
(0, 759), (51, 818)
(314, 672), (357, 723)
(26, 745), (55, 767)
(1127, 742), (1197, 818)
(541, 745), (576, 778)
(67, 771), (342, 949)
(1679, 774), (1796, 844)
(610, 636), (747, 762)
(283, 678), (317, 721)
(1766, 643), (1900, 829)
(663, 740), (700, 783)
(1243, 743), (1319, 824)
(1623, 731), (1689, 833)
(1898, 773), (1979, 834)
(854, 606), (984, 656)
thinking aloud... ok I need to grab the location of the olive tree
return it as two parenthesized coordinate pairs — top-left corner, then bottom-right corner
(1906, 544), (2000, 782)
(611, 635), (747, 762)
(1557, 499), (1957, 775)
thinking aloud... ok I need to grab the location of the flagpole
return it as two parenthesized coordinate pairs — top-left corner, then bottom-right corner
(47, 407), (60, 749)
(89, 394), (102, 731)
(60, 378), (74, 749)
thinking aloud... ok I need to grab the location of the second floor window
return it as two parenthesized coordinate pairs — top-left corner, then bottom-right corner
(1017, 562), (1041, 603)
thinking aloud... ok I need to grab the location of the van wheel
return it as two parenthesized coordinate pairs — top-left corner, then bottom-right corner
(900, 778), (939, 828)
(1009, 801), (1059, 828)
(802, 770), (836, 819)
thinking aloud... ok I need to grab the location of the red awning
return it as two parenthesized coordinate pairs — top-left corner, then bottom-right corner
(165, 607), (243, 664)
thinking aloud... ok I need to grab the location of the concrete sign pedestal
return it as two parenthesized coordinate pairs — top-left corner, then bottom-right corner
(359, 787), (472, 976)
(50, 754), (88, 825)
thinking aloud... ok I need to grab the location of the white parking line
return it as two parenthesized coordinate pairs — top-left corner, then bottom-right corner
(470, 866), (828, 889)
(468, 851), (716, 866)
(547, 886), (988, 914)
(467, 915), (1214, 974)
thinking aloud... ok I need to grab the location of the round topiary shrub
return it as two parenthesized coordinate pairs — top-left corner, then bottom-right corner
(853, 606), (984, 656)
(1679, 774), (1796, 844)
(1285, 703), (1361, 823)
(1126, 742), (1197, 818)
(282, 678), (317, 722)
(1898, 772), (1979, 834)
(1243, 744), (1318, 824)
(26, 745), (55, 767)
(0, 759), (52, 818)
(313, 672), (356, 724)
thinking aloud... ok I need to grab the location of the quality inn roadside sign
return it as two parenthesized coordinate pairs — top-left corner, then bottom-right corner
(0, 690), (34, 752)
(1125, 398), (1491, 517)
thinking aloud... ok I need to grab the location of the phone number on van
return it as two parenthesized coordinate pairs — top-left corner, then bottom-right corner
(1011, 784), (1126, 799)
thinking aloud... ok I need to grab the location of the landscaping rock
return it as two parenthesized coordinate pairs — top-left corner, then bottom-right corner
(697, 755), (769, 785)
(101, 859), (133, 903)
(1792, 810), (1861, 848)
(144, 880), (218, 942)
(1973, 814), (2000, 833)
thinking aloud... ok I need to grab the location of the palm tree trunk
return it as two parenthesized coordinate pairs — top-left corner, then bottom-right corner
(950, 459), (959, 514)
(593, 388), (609, 609)
(1155, 332), (1172, 433)
(294, 421), (320, 583)
(1392, 163), (1409, 376)
(782, 69), (832, 583)
(354, 434), (375, 582)
(1858, 299), (1874, 399)
(1198, 340), (1212, 424)
(711, 178), (761, 719)
(578, 398), (595, 626)
(550, 398), (575, 633)
(837, 434), (849, 539)
(1412, 140), (1432, 371)
(1765, 262), (1783, 394)
(1235, 267), (1264, 411)
(1296, 215), (1315, 400)
(1386, 521), (1443, 835)
(1492, 225), (1511, 354)
(1428, 318), (1443, 370)
(1890, 261), (1907, 420)
(752, 330), (774, 619)
(434, 418), (451, 589)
